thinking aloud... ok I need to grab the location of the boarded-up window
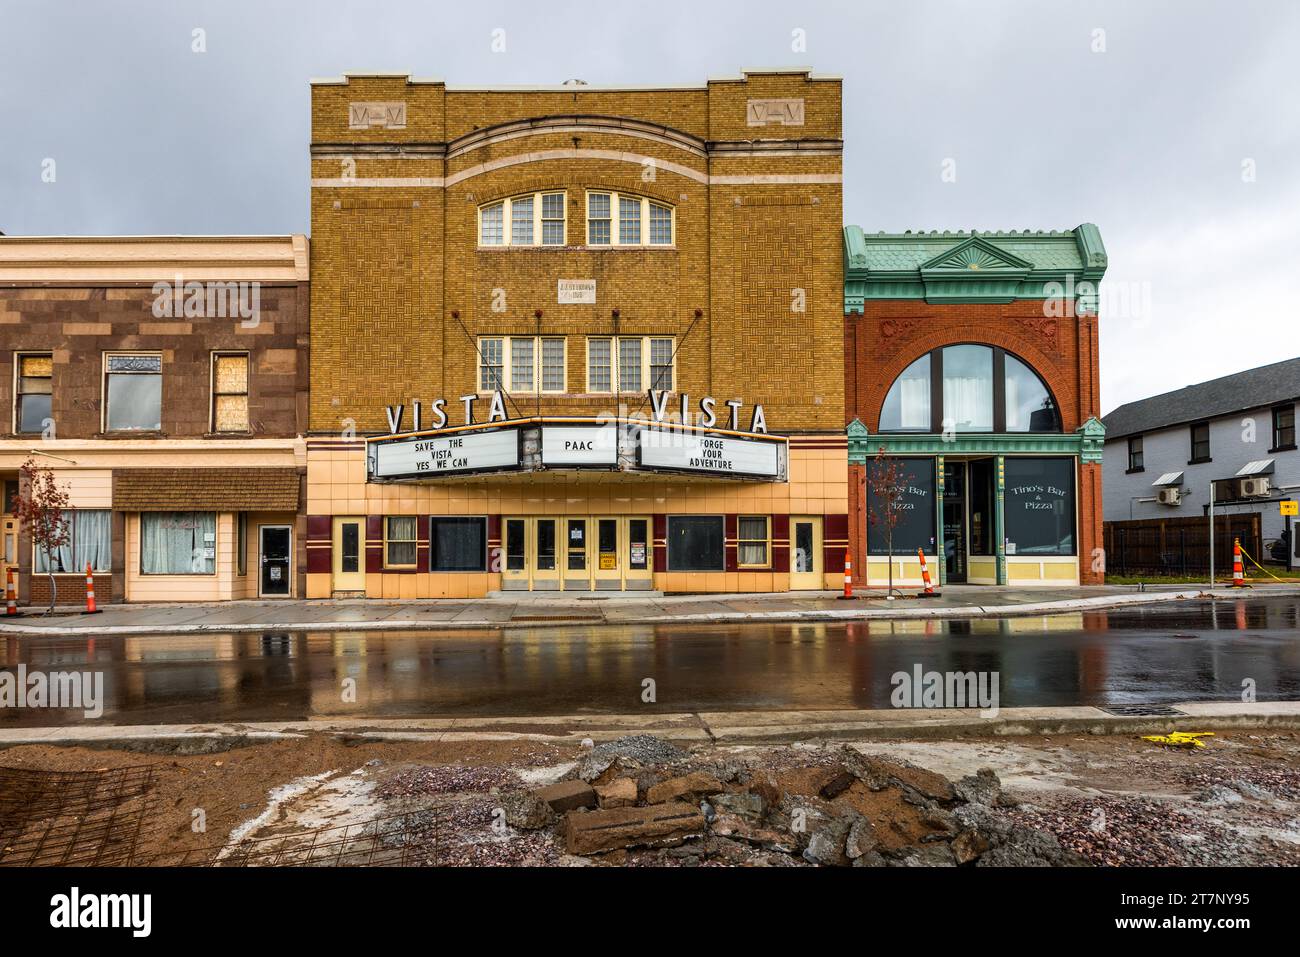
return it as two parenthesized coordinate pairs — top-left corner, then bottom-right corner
(213, 353), (249, 432)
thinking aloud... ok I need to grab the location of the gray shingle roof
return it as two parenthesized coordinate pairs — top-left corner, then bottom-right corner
(1102, 357), (1300, 440)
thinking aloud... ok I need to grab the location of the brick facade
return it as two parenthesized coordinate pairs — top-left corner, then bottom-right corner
(844, 297), (1105, 585)
(305, 71), (848, 597)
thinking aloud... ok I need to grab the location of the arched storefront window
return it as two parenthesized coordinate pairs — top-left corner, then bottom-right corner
(879, 345), (1059, 433)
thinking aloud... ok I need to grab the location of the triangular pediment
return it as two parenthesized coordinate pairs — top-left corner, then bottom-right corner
(920, 237), (1033, 275)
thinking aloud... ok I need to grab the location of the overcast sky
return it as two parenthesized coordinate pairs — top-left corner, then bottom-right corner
(2, 0), (1296, 413)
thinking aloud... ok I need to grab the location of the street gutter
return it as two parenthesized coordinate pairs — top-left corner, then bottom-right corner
(1, 587), (1297, 637)
(2, 702), (1298, 752)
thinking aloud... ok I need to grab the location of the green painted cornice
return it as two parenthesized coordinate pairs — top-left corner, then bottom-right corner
(847, 423), (1097, 463)
(843, 224), (1109, 314)
(1079, 416), (1106, 464)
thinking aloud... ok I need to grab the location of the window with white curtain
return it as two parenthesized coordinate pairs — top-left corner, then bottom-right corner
(140, 512), (215, 575)
(738, 516), (770, 567)
(880, 354), (931, 432)
(35, 509), (111, 573)
(878, 345), (1058, 435)
(385, 516), (418, 568)
(942, 344), (994, 432)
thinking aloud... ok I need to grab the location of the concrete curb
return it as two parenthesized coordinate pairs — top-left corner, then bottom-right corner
(1, 587), (1295, 637)
(3, 702), (1296, 751)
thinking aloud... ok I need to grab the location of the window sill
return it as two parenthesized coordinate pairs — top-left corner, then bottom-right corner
(98, 431), (166, 439)
(1188, 458), (1212, 465)
(1125, 467), (1145, 475)
(204, 431), (255, 439)
(1268, 445), (1297, 454)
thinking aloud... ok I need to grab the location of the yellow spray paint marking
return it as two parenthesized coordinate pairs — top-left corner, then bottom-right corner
(1140, 731), (1215, 749)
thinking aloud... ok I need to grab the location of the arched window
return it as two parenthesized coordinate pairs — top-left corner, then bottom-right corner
(879, 345), (1060, 433)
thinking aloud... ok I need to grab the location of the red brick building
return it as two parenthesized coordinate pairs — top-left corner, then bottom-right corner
(843, 226), (1107, 588)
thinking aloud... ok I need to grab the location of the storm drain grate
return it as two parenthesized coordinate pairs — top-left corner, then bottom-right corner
(1101, 704), (1187, 717)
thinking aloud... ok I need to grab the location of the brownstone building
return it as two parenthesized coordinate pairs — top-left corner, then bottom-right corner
(843, 226), (1108, 587)
(0, 236), (309, 603)
(306, 71), (847, 597)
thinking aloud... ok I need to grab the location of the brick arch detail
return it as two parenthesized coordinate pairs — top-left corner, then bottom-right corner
(868, 328), (1080, 433)
(461, 171), (696, 210)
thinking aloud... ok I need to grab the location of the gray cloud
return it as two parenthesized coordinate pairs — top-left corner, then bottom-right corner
(1, 0), (1296, 409)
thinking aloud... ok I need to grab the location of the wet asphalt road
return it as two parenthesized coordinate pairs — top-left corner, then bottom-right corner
(2, 597), (1298, 726)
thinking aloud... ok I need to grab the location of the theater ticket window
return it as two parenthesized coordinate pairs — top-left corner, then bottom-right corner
(430, 517), (487, 572)
(1003, 458), (1076, 556)
(667, 515), (724, 571)
(865, 458), (936, 555)
(141, 511), (216, 574)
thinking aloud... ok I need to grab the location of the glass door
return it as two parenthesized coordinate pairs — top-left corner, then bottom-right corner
(532, 518), (560, 590)
(943, 463), (967, 583)
(790, 516), (822, 589)
(331, 516), (365, 592)
(594, 517), (621, 589)
(502, 517), (529, 590)
(625, 517), (652, 589)
(259, 525), (292, 597)
(564, 518), (589, 590)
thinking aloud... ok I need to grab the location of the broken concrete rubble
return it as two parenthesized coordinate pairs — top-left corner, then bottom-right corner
(594, 777), (637, 809)
(534, 779), (597, 813)
(518, 736), (1085, 867)
(645, 772), (724, 805)
(563, 802), (705, 855)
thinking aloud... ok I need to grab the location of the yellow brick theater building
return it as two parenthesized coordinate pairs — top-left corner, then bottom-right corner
(305, 70), (847, 598)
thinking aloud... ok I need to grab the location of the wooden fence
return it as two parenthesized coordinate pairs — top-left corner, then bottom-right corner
(1103, 514), (1262, 577)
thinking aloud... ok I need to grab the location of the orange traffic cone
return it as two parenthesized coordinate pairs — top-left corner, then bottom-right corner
(916, 548), (941, 598)
(83, 561), (101, 614)
(5, 568), (16, 616)
(1230, 538), (1248, 588)
(840, 548), (854, 599)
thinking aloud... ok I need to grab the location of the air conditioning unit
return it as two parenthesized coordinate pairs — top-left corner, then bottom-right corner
(1156, 487), (1182, 506)
(1240, 477), (1271, 498)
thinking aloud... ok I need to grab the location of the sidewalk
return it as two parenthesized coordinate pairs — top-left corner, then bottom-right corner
(3, 701), (1298, 749)
(3, 583), (1298, 637)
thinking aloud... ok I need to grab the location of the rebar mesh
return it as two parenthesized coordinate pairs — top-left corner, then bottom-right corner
(0, 764), (160, 866)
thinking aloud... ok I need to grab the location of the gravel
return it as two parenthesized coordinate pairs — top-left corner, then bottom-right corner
(376, 764), (523, 799)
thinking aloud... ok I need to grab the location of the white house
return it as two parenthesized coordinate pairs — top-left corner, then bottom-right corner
(1102, 357), (1299, 570)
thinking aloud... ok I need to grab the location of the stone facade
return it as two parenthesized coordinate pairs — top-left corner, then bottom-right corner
(0, 237), (309, 603)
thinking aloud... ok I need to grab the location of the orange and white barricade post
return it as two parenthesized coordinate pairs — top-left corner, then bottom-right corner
(5, 568), (16, 616)
(840, 548), (854, 599)
(1230, 538), (1248, 588)
(83, 561), (101, 614)
(916, 548), (940, 598)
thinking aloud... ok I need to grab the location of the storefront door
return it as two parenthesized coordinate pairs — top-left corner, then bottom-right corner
(943, 463), (967, 583)
(331, 516), (365, 592)
(501, 515), (653, 591)
(259, 525), (292, 597)
(790, 516), (822, 589)
(0, 516), (17, 590)
(594, 517), (621, 590)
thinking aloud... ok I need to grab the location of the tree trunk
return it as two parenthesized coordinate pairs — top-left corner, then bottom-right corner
(44, 549), (55, 616)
